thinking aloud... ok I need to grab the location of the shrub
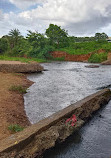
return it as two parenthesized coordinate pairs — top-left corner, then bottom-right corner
(9, 85), (27, 94)
(8, 124), (24, 133)
(88, 52), (108, 63)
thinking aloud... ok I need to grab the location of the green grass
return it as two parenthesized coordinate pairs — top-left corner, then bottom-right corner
(9, 85), (27, 94)
(0, 55), (46, 63)
(88, 53), (108, 63)
(57, 47), (90, 55)
(8, 124), (24, 133)
(57, 41), (111, 55)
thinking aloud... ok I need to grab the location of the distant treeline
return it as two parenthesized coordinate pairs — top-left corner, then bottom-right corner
(0, 24), (110, 60)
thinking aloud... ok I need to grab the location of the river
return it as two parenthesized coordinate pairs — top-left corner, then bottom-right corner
(24, 62), (111, 158)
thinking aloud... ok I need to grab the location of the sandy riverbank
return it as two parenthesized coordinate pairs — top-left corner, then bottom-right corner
(0, 60), (44, 140)
(0, 72), (33, 140)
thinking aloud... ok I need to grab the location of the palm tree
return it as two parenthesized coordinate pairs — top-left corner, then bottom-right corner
(8, 29), (22, 48)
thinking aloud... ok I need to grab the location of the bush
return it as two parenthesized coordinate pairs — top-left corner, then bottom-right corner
(39, 45), (55, 58)
(8, 124), (24, 133)
(10, 39), (32, 57)
(88, 52), (108, 63)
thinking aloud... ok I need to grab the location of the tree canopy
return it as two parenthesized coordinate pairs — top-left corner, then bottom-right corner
(46, 24), (68, 48)
(95, 32), (108, 41)
(0, 24), (109, 60)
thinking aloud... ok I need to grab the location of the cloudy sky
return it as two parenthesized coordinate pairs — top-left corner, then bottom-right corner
(0, 0), (111, 37)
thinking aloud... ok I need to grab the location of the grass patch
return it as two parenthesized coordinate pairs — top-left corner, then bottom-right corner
(88, 53), (108, 63)
(57, 41), (110, 55)
(0, 55), (47, 63)
(8, 124), (24, 133)
(9, 85), (27, 94)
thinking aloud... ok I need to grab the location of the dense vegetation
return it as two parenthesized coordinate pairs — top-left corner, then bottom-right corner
(0, 24), (110, 62)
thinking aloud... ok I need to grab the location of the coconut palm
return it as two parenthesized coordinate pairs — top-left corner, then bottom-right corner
(8, 29), (22, 48)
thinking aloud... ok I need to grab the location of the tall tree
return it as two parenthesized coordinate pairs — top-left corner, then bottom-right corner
(45, 24), (68, 48)
(95, 32), (108, 41)
(8, 29), (22, 48)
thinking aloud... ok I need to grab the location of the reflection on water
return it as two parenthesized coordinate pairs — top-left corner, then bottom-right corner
(24, 62), (111, 158)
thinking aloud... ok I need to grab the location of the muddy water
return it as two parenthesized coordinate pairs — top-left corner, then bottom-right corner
(24, 62), (111, 158)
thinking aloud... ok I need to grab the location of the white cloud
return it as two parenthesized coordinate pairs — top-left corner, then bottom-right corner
(1, 0), (111, 36)
(0, 10), (4, 21)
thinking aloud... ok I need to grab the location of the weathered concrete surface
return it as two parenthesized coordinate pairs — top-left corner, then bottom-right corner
(0, 89), (111, 158)
(0, 62), (44, 73)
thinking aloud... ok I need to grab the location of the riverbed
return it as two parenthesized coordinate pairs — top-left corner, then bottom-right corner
(24, 62), (111, 158)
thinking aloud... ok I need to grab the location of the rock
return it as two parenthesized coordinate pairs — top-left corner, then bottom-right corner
(85, 65), (99, 68)
(43, 69), (49, 71)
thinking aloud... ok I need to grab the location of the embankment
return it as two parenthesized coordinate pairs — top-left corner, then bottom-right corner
(0, 61), (43, 140)
(50, 51), (92, 62)
(101, 52), (111, 65)
(0, 61), (44, 73)
(0, 89), (111, 158)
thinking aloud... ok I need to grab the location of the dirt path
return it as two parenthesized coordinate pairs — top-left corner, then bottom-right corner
(0, 61), (27, 64)
(0, 71), (33, 140)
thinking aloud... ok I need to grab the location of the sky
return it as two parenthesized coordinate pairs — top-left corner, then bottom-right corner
(0, 0), (111, 37)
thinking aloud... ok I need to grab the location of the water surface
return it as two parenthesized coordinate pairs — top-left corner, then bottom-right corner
(24, 62), (111, 158)
(24, 62), (111, 124)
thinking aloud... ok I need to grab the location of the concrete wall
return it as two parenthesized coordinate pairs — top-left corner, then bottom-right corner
(0, 89), (111, 158)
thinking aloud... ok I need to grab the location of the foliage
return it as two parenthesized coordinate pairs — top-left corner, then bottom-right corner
(0, 26), (110, 63)
(37, 45), (55, 59)
(46, 24), (68, 48)
(8, 29), (23, 49)
(95, 32), (108, 41)
(10, 39), (32, 57)
(88, 53), (108, 63)
(8, 124), (24, 133)
(0, 38), (9, 54)
(57, 41), (109, 55)
(26, 30), (47, 48)
(9, 85), (27, 94)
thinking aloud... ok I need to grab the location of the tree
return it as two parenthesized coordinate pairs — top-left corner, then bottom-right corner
(8, 29), (22, 48)
(45, 24), (68, 48)
(95, 32), (108, 41)
(0, 38), (9, 54)
(26, 30), (47, 48)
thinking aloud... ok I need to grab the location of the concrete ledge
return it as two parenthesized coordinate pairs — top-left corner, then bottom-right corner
(0, 63), (44, 73)
(0, 89), (111, 158)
